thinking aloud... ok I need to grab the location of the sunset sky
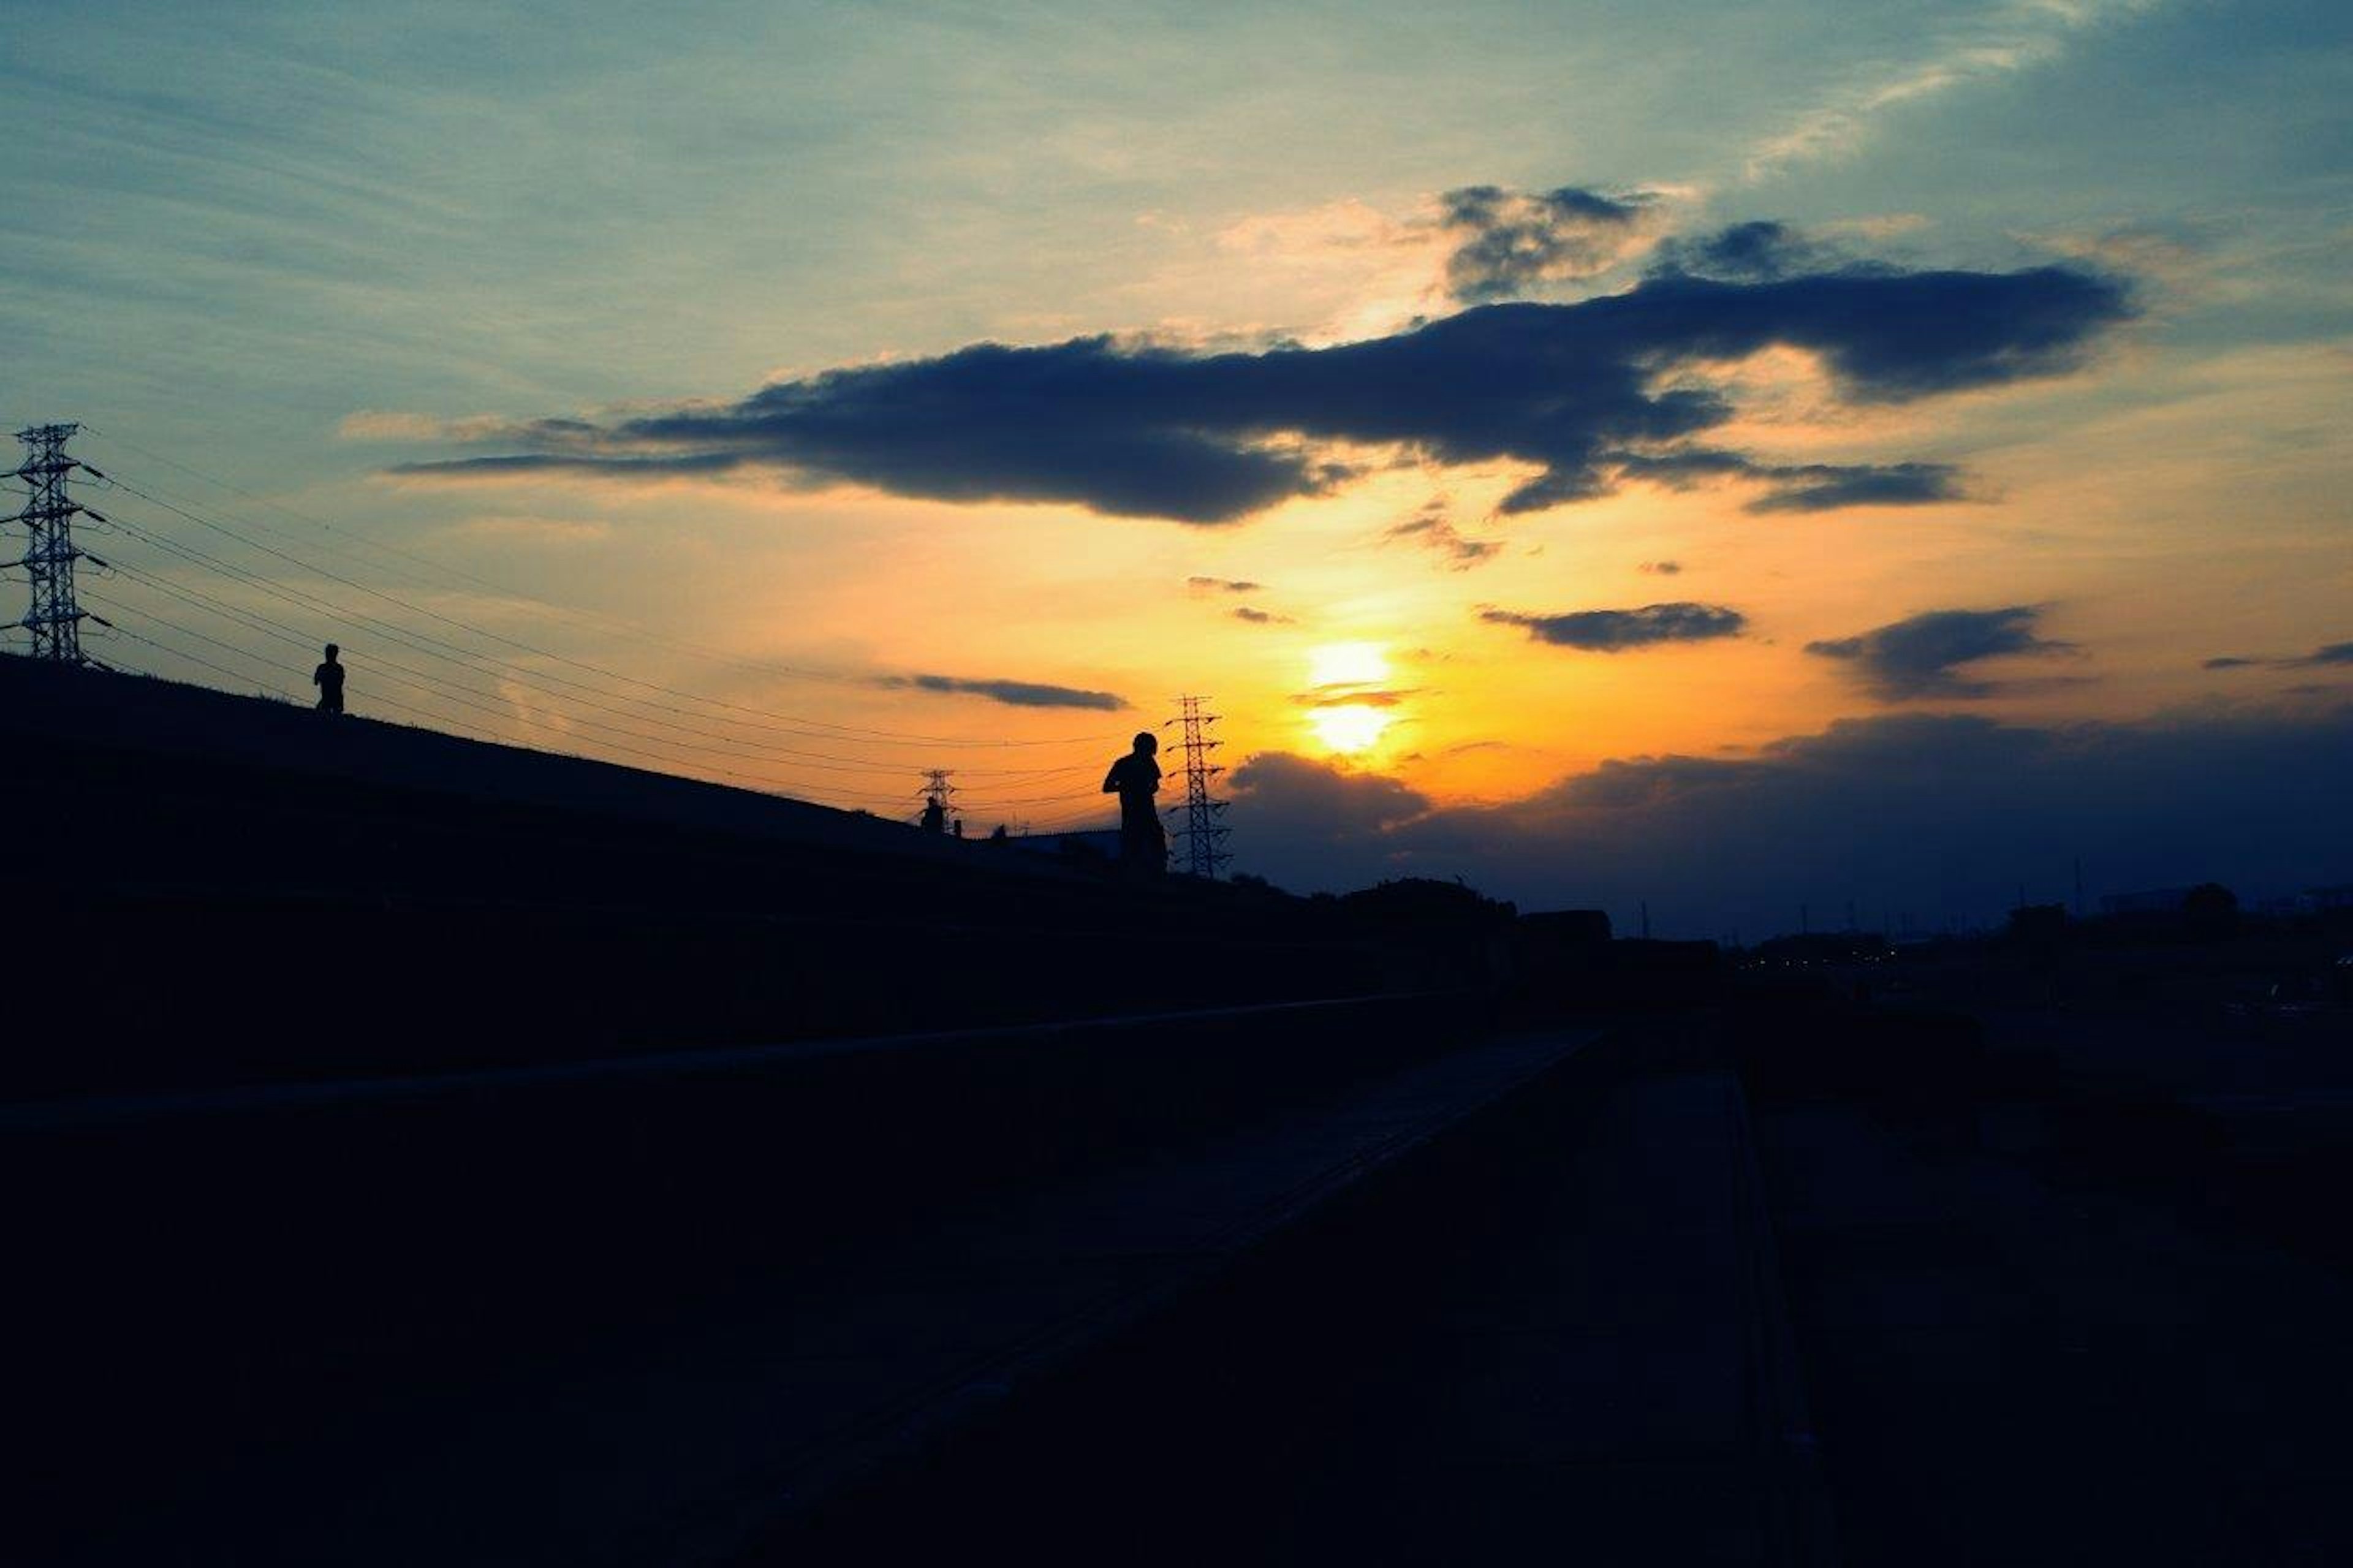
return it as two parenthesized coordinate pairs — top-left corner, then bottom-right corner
(7, 0), (2349, 934)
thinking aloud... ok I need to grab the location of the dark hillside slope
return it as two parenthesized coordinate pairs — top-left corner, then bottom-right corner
(1, 659), (1414, 1099)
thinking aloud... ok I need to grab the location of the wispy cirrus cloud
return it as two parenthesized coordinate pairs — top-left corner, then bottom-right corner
(1292, 684), (1425, 710)
(341, 409), (526, 443)
(437, 514), (613, 544)
(1745, 0), (2164, 180)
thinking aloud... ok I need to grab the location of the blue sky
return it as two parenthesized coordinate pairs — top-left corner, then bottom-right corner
(18, 1), (2343, 432)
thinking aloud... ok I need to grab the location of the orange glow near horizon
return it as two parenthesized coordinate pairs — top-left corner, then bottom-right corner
(354, 327), (2353, 825)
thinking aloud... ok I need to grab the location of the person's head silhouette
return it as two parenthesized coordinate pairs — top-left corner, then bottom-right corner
(1132, 731), (1158, 756)
(323, 643), (339, 662)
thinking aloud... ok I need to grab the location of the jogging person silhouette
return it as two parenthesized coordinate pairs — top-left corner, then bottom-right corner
(1102, 731), (1165, 874)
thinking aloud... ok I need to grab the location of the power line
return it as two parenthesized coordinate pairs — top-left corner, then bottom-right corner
(74, 430), (1128, 751)
(85, 564), (941, 812)
(93, 549), (1097, 819)
(92, 509), (1037, 786)
(88, 610), (303, 702)
(39, 430), (1124, 824)
(80, 423), (891, 692)
(86, 479), (1126, 789)
(90, 581), (934, 812)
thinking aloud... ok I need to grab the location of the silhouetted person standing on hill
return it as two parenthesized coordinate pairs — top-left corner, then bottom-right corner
(919, 795), (946, 835)
(1103, 731), (1164, 874)
(313, 644), (345, 714)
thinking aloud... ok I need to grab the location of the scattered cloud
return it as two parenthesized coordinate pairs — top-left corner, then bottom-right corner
(1611, 447), (1968, 513)
(1188, 575), (1262, 593)
(1806, 605), (2076, 700)
(1640, 560), (1683, 575)
(873, 673), (1129, 710)
(402, 259), (2131, 525)
(1386, 502), (1503, 568)
(1233, 606), (1295, 625)
(1438, 184), (1665, 303)
(1481, 602), (1747, 651)
(1211, 181), (1682, 335)
(1745, 461), (1968, 512)
(2206, 640), (2353, 672)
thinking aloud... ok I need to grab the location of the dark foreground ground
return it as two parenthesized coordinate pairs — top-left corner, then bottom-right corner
(765, 996), (2353, 1568)
(17, 987), (2352, 1566)
(12, 660), (2352, 1563)
(1751, 1001), (2353, 1567)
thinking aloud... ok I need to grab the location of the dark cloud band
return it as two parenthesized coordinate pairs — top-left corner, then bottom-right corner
(404, 259), (2129, 526)
(1225, 704), (2353, 933)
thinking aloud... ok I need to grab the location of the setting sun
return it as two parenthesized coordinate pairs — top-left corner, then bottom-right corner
(1309, 703), (1392, 754)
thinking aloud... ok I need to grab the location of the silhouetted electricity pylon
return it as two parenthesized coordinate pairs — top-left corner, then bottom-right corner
(1171, 694), (1229, 879)
(6, 423), (93, 663)
(918, 767), (955, 831)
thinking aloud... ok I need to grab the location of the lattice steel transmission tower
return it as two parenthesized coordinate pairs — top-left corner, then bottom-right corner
(1172, 694), (1230, 879)
(918, 767), (956, 832)
(6, 423), (91, 663)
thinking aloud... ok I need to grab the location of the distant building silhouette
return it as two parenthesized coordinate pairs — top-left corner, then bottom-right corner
(313, 644), (344, 714)
(2102, 885), (2196, 915)
(1102, 731), (1165, 874)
